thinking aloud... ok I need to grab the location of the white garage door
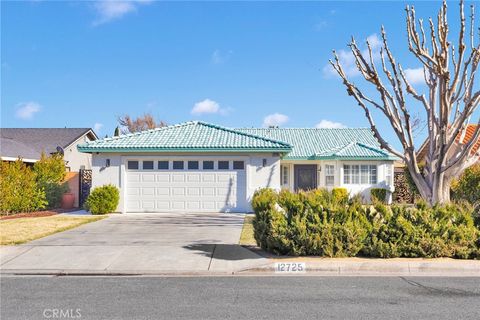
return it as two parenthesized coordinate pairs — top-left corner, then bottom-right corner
(125, 159), (247, 213)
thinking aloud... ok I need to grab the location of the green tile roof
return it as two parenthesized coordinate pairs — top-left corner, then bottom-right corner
(77, 121), (292, 153)
(236, 128), (396, 160)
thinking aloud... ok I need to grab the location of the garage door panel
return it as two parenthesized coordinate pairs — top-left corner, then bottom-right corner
(217, 174), (234, 182)
(172, 174), (185, 183)
(172, 202), (185, 210)
(172, 187), (185, 196)
(142, 187), (155, 196)
(142, 201), (155, 210)
(187, 187), (200, 196)
(127, 174), (141, 183)
(126, 160), (246, 213)
(156, 187), (170, 196)
(156, 174), (170, 182)
(142, 174), (155, 182)
(202, 187), (215, 196)
(202, 174), (215, 182)
(156, 201), (170, 210)
(127, 188), (140, 196)
(187, 174), (200, 182)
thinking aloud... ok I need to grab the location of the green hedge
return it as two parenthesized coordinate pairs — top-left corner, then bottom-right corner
(252, 188), (480, 259)
(0, 160), (47, 214)
(370, 188), (387, 204)
(85, 184), (120, 215)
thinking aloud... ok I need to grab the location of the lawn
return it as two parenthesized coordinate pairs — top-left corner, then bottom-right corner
(0, 215), (106, 245)
(239, 215), (256, 246)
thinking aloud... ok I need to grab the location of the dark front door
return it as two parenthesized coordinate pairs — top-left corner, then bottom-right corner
(294, 165), (317, 191)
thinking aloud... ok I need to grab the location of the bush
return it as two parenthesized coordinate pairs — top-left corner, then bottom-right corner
(251, 188), (480, 259)
(371, 188), (388, 204)
(85, 184), (120, 215)
(362, 202), (479, 259)
(332, 187), (348, 204)
(452, 164), (480, 212)
(33, 153), (67, 208)
(253, 188), (370, 257)
(0, 160), (47, 214)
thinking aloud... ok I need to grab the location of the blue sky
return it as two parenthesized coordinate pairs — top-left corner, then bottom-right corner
(1, 0), (471, 149)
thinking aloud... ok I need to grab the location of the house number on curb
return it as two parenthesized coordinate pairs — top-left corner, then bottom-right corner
(274, 262), (306, 273)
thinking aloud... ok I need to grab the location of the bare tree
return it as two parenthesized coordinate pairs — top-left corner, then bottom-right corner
(118, 113), (166, 134)
(330, 0), (479, 205)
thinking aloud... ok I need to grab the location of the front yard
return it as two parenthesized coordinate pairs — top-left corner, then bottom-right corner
(0, 215), (106, 245)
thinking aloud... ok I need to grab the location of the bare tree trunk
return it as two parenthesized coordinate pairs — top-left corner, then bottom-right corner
(329, 0), (480, 206)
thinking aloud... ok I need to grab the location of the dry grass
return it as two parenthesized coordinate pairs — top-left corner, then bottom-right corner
(0, 215), (106, 245)
(239, 215), (256, 246)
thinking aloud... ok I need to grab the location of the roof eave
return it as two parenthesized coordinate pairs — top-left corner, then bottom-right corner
(77, 146), (292, 153)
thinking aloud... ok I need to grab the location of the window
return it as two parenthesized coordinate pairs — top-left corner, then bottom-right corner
(233, 161), (245, 170)
(127, 161), (139, 170)
(325, 165), (335, 186)
(105, 159), (111, 167)
(173, 161), (184, 170)
(188, 161), (199, 170)
(385, 165), (393, 185)
(143, 161), (154, 170)
(218, 161), (229, 170)
(158, 161), (169, 170)
(343, 164), (377, 184)
(203, 161), (214, 170)
(281, 165), (289, 186)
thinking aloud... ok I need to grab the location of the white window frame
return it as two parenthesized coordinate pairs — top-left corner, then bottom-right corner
(325, 164), (335, 186)
(385, 164), (393, 185)
(343, 164), (377, 185)
(281, 164), (289, 187)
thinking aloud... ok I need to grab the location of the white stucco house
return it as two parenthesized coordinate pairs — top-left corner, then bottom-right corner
(78, 121), (396, 213)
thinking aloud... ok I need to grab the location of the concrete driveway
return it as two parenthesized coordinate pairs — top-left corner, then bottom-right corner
(0, 213), (266, 274)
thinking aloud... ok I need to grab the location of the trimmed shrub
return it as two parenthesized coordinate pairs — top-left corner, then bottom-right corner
(251, 188), (480, 259)
(332, 187), (348, 204)
(370, 188), (388, 204)
(253, 188), (370, 257)
(362, 202), (479, 259)
(0, 160), (47, 214)
(85, 184), (120, 215)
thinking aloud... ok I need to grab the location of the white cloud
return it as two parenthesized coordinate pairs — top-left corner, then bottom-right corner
(92, 0), (151, 26)
(404, 67), (425, 85)
(15, 101), (41, 120)
(315, 119), (346, 129)
(93, 122), (103, 133)
(191, 99), (223, 115)
(211, 49), (233, 64)
(324, 33), (382, 78)
(263, 113), (289, 128)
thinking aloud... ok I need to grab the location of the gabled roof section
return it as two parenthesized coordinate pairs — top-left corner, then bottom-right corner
(236, 127), (396, 160)
(0, 128), (97, 160)
(77, 121), (292, 153)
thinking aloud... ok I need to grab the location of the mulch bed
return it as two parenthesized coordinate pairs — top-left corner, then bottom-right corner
(0, 208), (79, 221)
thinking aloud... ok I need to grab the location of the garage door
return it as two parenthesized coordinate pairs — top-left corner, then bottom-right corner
(125, 159), (247, 212)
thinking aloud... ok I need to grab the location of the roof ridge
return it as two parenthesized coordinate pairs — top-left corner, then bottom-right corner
(193, 121), (292, 147)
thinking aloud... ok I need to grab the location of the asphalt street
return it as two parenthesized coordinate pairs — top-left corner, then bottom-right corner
(1, 276), (480, 320)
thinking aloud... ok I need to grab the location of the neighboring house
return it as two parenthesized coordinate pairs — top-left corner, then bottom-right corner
(416, 124), (480, 164)
(1, 128), (98, 207)
(78, 121), (396, 213)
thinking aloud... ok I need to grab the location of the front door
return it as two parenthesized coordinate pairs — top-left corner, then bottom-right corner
(294, 165), (317, 191)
